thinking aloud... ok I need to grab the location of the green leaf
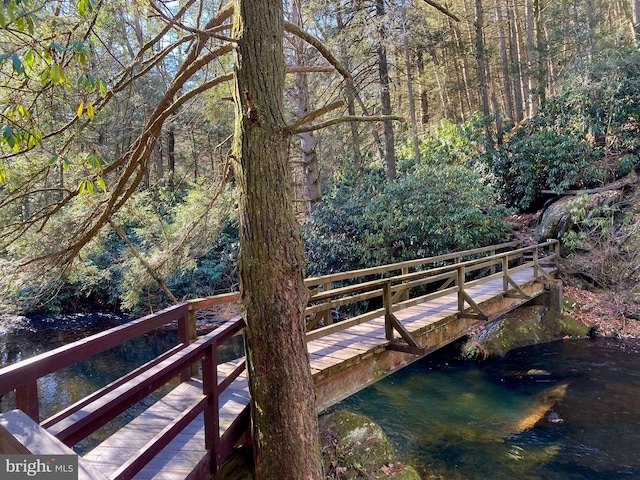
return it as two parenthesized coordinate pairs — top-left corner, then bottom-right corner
(3, 125), (16, 149)
(24, 49), (34, 69)
(95, 176), (106, 192)
(0, 163), (6, 184)
(99, 79), (107, 98)
(11, 53), (23, 75)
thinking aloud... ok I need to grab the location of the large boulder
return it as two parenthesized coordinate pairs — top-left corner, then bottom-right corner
(463, 305), (590, 358)
(538, 190), (623, 241)
(319, 410), (421, 480)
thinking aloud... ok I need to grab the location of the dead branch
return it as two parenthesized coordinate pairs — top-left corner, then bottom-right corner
(285, 101), (344, 133)
(290, 115), (405, 134)
(108, 219), (179, 304)
(284, 22), (351, 80)
(420, 0), (460, 22)
(286, 66), (335, 74)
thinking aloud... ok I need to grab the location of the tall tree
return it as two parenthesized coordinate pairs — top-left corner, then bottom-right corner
(376, 0), (396, 180)
(232, 0), (323, 476)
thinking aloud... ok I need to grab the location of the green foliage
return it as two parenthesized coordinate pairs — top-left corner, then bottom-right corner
(488, 126), (599, 210)
(304, 164), (510, 276)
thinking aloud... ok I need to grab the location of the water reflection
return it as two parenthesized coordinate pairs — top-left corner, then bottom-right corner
(334, 338), (640, 479)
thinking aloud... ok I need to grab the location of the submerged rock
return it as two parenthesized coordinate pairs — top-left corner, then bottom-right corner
(463, 305), (590, 358)
(319, 410), (421, 480)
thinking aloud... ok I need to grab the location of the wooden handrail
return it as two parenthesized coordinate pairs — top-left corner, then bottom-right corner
(304, 240), (523, 287)
(306, 240), (559, 337)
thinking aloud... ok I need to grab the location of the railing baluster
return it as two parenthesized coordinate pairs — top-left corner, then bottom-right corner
(457, 264), (465, 313)
(502, 256), (509, 292)
(178, 310), (192, 382)
(383, 281), (394, 341)
(323, 281), (332, 325)
(15, 381), (39, 422)
(203, 343), (221, 470)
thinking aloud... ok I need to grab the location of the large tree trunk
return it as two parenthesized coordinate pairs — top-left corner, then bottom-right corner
(231, 0), (323, 479)
(495, 0), (514, 121)
(400, 0), (420, 163)
(524, 0), (538, 117)
(474, 0), (492, 145)
(507, 0), (525, 122)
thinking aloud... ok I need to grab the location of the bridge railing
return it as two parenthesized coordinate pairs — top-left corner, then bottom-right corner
(0, 298), (245, 477)
(305, 240), (559, 343)
(303, 240), (524, 330)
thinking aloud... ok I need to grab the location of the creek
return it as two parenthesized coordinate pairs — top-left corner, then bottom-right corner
(333, 337), (640, 479)
(1, 314), (639, 479)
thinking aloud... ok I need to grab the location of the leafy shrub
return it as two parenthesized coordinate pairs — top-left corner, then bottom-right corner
(304, 165), (510, 276)
(488, 126), (600, 210)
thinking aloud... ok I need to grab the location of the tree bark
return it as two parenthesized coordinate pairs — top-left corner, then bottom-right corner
(376, 0), (396, 181)
(524, 0), (537, 117)
(231, 0), (323, 478)
(495, 0), (514, 121)
(336, 3), (363, 170)
(292, 1), (321, 212)
(507, 0), (525, 122)
(474, 0), (492, 144)
(401, 0), (420, 163)
(633, 0), (640, 43)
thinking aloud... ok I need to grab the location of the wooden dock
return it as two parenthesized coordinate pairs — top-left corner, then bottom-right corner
(0, 240), (561, 479)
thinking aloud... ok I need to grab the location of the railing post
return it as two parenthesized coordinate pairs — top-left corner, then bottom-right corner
(490, 249), (496, 274)
(178, 305), (194, 382)
(203, 344), (221, 471)
(15, 381), (39, 422)
(457, 265), (465, 313)
(323, 282), (333, 325)
(187, 305), (199, 377)
(383, 281), (394, 341)
(502, 256), (509, 292)
(534, 246), (540, 278)
(401, 267), (409, 302)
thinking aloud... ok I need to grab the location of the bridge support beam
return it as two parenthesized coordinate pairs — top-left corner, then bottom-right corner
(530, 280), (563, 315)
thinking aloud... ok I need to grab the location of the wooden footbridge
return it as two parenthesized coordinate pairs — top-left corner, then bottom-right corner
(0, 240), (560, 479)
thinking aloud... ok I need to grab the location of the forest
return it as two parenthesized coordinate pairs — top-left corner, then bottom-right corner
(0, 0), (637, 316)
(1, 1), (640, 478)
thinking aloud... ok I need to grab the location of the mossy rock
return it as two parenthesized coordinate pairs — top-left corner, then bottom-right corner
(319, 410), (420, 480)
(464, 305), (590, 357)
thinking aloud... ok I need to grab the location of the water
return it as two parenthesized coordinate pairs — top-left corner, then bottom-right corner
(0, 313), (244, 453)
(333, 338), (640, 479)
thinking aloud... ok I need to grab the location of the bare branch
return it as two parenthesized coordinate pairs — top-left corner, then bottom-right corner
(290, 115), (405, 134)
(286, 66), (335, 74)
(285, 101), (344, 133)
(284, 22), (351, 80)
(420, 0), (460, 22)
(108, 219), (178, 304)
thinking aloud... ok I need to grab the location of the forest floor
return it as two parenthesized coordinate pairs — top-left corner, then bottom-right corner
(507, 212), (640, 339)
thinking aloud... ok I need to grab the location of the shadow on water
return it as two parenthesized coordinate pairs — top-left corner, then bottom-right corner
(0, 313), (244, 454)
(332, 338), (640, 479)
